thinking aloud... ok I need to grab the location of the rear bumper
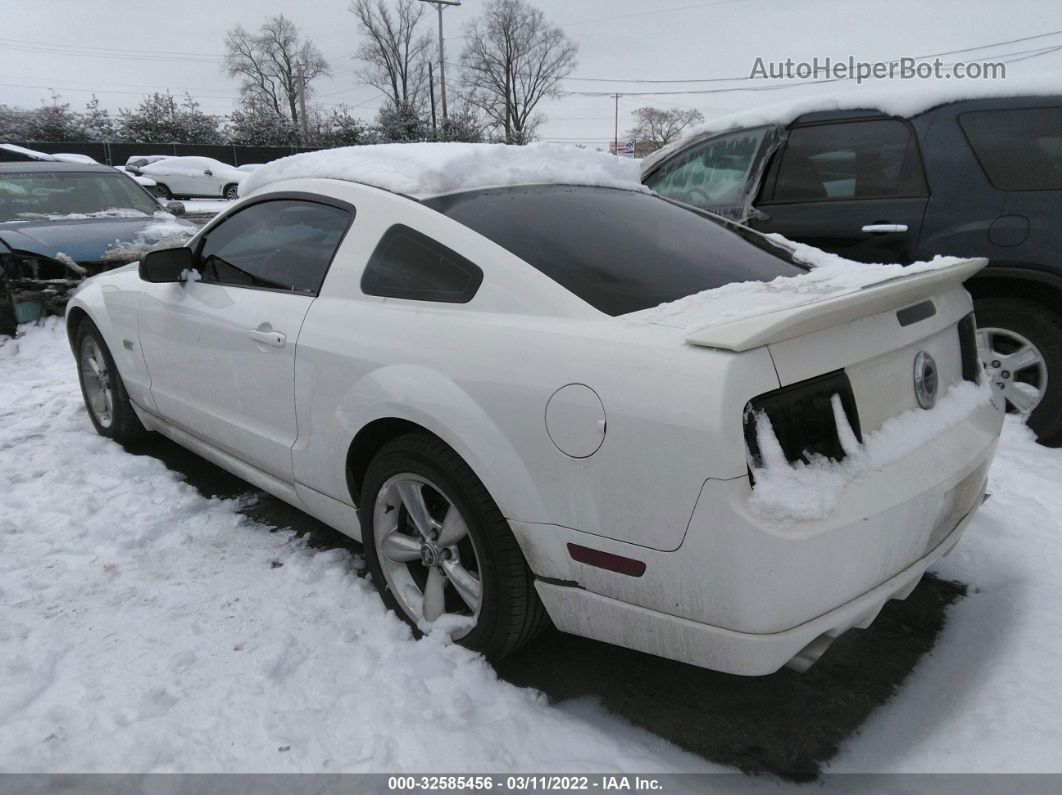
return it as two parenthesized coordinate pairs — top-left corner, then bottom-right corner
(535, 496), (979, 676)
(514, 393), (1002, 674)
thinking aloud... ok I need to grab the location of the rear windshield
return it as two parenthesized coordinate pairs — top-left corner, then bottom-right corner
(423, 185), (804, 316)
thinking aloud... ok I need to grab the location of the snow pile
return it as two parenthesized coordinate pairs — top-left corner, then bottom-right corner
(2, 325), (1062, 773)
(239, 142), (647, 199)
(748, 380), (995, 524)
(16, 208), (149, 221)
(0, 322), (706, 774)
(0, 143), (54, 161)
(140, 157), (241, 177)
(643, 73), (1062, 171)
(101, 213), (195, 264)
(629, 235), (969, 330)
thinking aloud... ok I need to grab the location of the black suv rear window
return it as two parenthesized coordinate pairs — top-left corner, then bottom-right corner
(423, 185), (804, 316)
(960, 108), (1062, 191)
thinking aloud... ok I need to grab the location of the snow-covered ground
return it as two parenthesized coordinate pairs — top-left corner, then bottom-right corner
(1, 321), (1061, 774)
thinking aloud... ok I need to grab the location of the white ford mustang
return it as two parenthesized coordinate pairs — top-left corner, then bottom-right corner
(66, 143), (1004, 675)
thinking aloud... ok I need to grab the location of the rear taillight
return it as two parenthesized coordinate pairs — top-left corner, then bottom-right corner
(743, 370), (862, 470)
(958, 313), (981, 383)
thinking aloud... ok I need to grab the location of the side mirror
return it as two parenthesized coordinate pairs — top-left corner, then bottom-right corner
(164, 200), (186, 216)
(204, 169), (213, 176)
(139, 247), (194, 283)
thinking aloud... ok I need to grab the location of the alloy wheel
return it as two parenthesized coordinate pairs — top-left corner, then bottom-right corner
(372, 473), (483, 637)
(978, 326), (1048, 415)
(79, 336), (114, 429)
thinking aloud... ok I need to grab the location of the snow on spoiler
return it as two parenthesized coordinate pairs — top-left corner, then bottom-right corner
(684, 258), (988, 352)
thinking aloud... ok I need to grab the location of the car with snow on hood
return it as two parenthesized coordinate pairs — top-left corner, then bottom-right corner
(0, 161), (194, 317)
(642, 81), (1062, 442)
(65, 142), (1004, 675)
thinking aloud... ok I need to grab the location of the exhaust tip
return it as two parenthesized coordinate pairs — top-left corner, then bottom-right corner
(785, 633), (835, 673)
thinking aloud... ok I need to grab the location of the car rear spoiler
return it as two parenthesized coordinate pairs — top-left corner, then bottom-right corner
(684, 257), (988, 352)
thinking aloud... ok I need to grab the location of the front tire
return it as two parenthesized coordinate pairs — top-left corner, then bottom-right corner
(151, 184), (172, 200)
(74, 319), (147, 444)
(976, 297), (1062, 441)
(359, 434), (549, 660)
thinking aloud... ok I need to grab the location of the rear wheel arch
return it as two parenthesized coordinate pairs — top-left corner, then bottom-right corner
(346, 417), (428, 507)
(966, 268), (1062, 318)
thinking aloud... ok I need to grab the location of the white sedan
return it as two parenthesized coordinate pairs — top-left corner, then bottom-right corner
(138, 156), (245, 200)
(65, 144), (1004, 675)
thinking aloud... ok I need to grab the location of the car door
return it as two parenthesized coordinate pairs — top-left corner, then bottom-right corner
(199, 161), (227, 197)
(644, 126), (780, 221)
(154, 161), (195, 197)
(137, 196), (353, 481)
(748, 119), (929, 264)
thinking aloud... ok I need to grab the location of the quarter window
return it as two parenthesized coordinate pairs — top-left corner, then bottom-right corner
(646, 127), (769, 209)
(959, 108), (1062, 191)
(196, 198), (352, 295)
(361, 224), (483, 303)
(764, 120), (927, 202)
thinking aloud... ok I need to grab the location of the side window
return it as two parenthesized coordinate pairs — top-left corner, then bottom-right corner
(361, 224), (483, 303)
(960, 108), (1062, 191)
(646, 127), (769, 209)
(196, 198), (352, 295)
(765, 120), (927, 203)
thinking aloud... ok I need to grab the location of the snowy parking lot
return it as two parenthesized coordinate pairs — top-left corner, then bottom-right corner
(2, 320), (1062, 777)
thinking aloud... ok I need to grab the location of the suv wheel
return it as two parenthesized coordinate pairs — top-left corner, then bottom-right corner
(975, 297), (1062, 441)
(359, 434), (549, 660)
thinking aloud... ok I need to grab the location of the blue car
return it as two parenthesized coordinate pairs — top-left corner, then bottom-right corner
(0, 161), (195, 326)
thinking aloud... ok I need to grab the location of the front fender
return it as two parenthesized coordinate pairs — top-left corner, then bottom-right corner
(65, 268), (155, 411)
(292, 361), (550, 524)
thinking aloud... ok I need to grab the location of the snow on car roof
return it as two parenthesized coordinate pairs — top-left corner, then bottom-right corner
(642, 73), (1062, 171)
(238, 142), (647, 199)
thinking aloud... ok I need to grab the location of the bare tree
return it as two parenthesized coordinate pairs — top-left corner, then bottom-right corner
(460, 0), (577, 144)
(350, 0), (433, 112)
(223, 15), (330, 139)
(626, 106), (705, 153)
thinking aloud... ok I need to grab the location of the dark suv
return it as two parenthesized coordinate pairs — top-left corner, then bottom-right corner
(643, 95), (1062, 441)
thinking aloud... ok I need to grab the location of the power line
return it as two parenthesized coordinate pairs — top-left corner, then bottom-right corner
(561, 0), (744, 27)
(561, 43), (1062, 97)
(556, 27), (1062, 85)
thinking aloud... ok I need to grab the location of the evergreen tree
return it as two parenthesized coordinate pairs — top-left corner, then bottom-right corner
(80, 96), (115, 142)
(374, 101), (428, 143)
(226, 96), (298, 146)
(24, 92), (87, 141)
(116, 93), (222, 144)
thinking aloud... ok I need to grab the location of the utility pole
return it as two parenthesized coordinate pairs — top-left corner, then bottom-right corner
(418, 0), (461, 123)
(428, 61), (438, 140)
(613, 93), (620, 156)
(297, 60), (309, 145)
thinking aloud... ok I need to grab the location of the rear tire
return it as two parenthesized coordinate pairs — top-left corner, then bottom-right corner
(975, 297), (1062, 441)
(74, 318), (148, 444)
(359, 433), (549, 661)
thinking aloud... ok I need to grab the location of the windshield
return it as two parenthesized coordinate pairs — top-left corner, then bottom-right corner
(0, 171), (160, 221)
(423, 185), (805, 316)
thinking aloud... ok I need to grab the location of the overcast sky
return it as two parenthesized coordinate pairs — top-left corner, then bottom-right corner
(3, 0), (1061, 146)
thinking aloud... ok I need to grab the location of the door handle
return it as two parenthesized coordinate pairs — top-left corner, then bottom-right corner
(247, 329), (286, 348)
(861, 223), (909, 234)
